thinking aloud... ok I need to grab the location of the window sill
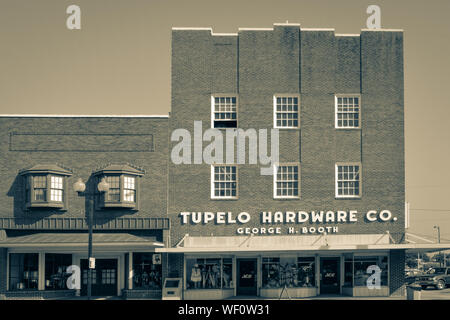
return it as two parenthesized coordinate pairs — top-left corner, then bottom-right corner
(273, 196), (300, 200)
(335, 196), (361, 200)
(27, 202), (65, 209)
(335, 127), (361, 130)
(210, 197), (239, 201)
(101, 202), (137, 209)
(274, 127), (300, 130)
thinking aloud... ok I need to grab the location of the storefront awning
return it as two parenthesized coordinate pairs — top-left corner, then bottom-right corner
(156, 234), (450, 254)
(0, 231), (164, 249)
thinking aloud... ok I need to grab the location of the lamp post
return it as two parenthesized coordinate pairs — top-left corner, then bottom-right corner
(74, 177), (110, 300)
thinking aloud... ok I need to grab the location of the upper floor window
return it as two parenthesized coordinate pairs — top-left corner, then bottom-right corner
(335, 163), (361, 198)
(211, 165), (237, 199)
(273, 164), (299, 198)
(94, 164), (144, 209)
(211, 95), (237, 128)
(19, 164), (72, 210)
(274, 95), (300, 128)
(335, 95), (360, 129)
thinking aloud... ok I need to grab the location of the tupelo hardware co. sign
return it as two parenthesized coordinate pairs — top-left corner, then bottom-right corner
(179, 210), (398, 235)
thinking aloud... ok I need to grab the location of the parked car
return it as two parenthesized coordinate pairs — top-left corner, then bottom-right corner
(416, 267), (450, 290)
(405, 269), (424, 284)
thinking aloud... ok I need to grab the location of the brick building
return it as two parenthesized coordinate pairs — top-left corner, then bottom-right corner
(0, 116), (170, 299)
(1, 22), (448, 300)
(161, 23), (410, 299)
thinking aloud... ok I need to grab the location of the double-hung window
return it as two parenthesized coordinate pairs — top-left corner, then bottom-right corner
(335, 163), (361, 198)
(212, 95), (237, 128)
(273, 164), (299, 198)
(274, 95), (300, 128)
(211, 165), (237, 199)
(335, 95), (360, 128)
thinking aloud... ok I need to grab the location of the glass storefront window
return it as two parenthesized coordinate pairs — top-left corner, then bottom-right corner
(9, 253), (39, 291)
(186, 258), (233, 290)
(222, 258), (233, 289)
(262, 257), (280, 288)
(132, 253), (162, 289)
(263, 257), (316, 289)
(45, 254), (72, 290)
(353, 256), (388, 287)
(297, 257), (315, 287)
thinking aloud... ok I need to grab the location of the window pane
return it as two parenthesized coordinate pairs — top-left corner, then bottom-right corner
(9, 253), (39, 290)
(275, 96), (299, 128)
(213, 166), (237, 198)
(262, 257), (280, 288)
(336, 96), (360, 128)
(45, 254), (72, 290)
(186, 258), (222, 290)
(336, 165), (360, 196)
(132, 253), (162, 289)
(275, 165), (299, 198)
(213, 96), (237, 128)
(106, 176), (120, 202)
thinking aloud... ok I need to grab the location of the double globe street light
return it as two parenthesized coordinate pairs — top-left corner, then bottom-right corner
(73, 177), (110, 300)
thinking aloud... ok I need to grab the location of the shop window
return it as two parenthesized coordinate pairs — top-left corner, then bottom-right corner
(297, 257), (315, 287)
(274, 164), (299, 198)
(9, 253), (39, 291)
(335, 95), (360, 129)
(353, 256), (388, 287)
(132, 253), (162, 289)
(94, 164), (144, 209)
(212, 96), (237, 128)
(263, 257), (316, 289)
(211, 165), (237, 199)
(274, 95), (300, 129)
(19, 164), (72, 210)
(262, 257), (280, 288)
(45, 253), (72, 290)
(335, 163), (361, 198)
(186, 258), (233, 290)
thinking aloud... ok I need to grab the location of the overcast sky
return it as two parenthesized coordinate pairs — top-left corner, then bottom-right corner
(0, 0), (449, 241)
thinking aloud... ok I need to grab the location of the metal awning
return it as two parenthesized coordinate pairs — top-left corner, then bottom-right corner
(155, 234), (450, 254)
(0, 231), (164, 249)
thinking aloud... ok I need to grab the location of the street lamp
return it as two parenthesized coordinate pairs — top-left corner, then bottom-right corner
(74, 177), (110, 300)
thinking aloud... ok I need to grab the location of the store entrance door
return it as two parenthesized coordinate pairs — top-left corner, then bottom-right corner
(80, 259), (117, 296)
(320, 257), (340, 294)
(237, 259), (257, 296)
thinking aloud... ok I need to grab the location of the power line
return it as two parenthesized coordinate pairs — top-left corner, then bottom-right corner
(410, 209), (450, 212)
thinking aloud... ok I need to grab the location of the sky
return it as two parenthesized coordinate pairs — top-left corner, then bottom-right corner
(0, 0), (449, 241)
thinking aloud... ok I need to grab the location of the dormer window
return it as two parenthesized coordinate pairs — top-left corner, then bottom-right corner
(20, 164), (72, 210)
(93, 164), (144, 209)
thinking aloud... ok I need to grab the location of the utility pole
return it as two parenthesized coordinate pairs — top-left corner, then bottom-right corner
(433, 226), (444, 267)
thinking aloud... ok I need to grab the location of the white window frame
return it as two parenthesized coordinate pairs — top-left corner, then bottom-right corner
(335, 94), (361, 129)
(273, 94), (300, 129)
(211, 95), (238, 129)
(210, 165), (238, 199)
(335, 162), (362, 198)
(273, 163), (300, 199)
